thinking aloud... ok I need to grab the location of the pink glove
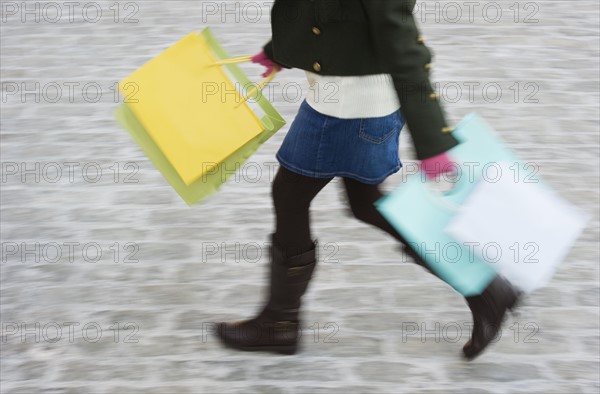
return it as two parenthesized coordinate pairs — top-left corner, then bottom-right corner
(420, 152), (456, 181)
(251, 51), (281, 78)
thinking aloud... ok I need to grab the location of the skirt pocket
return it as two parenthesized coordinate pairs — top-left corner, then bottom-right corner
(358, 113), (401, 144)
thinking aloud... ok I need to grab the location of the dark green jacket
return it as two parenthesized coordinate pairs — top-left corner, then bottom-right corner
(263, 0), (458, 160)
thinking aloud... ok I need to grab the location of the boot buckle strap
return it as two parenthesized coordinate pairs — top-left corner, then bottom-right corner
(287, 264), (314, 277)
(288, 267), (303, 277)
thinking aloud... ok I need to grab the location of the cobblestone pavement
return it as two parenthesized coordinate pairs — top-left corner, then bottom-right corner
(1, 1), (599, 393)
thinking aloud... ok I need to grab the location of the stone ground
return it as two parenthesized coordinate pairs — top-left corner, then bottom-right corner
(1, 1), (599, 393)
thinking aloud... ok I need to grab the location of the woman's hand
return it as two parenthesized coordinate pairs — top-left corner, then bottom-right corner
(420, 152), (457, 181)
(252, 51), (282, 78)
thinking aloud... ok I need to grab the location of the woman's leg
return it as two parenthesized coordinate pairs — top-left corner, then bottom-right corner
(342, 177), (408, 244)
(342, 176), (430, 269)
(272, 166), (333, 255)
(342, 176), (521, 361)
(217, 166), (333, 354)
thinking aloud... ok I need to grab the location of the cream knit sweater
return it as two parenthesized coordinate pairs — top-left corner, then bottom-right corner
(304, 71), (400, 119)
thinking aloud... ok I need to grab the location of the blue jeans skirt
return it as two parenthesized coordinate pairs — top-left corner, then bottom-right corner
(276, 100), (406, 184)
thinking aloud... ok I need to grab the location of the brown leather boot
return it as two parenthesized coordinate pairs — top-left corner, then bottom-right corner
(463, 275), (522, 360)
(216, 236), (317, 355)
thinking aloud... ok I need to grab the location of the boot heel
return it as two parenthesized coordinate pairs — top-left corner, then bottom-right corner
(508, 288), (524, 309)
(508, 292), (524, 317)
(237, 344), (298, 355)
(274, 344), (298, 355)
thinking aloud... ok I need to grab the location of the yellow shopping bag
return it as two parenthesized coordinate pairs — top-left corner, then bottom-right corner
(115, 28), (285, 205)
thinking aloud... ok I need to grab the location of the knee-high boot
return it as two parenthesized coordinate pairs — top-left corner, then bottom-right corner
(216, 235), (317, 355)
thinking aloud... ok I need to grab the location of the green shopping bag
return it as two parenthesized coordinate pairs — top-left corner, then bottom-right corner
(115, 28), (285, 205)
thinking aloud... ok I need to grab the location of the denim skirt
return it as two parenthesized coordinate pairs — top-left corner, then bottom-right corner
(276, 100), (406, 184)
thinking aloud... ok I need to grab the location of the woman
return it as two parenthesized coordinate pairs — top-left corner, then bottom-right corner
(217, 0), (520, 360)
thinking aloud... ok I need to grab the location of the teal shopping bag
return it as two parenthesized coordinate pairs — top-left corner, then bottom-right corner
(375, 113), (528, 296)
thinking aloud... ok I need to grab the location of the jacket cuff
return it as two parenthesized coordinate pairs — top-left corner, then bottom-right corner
(263, 40), (275, 61)
(263, 40), (291, 69)
(394, 78), (459, 160)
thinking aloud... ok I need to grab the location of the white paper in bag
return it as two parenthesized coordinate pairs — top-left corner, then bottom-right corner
(445, 162), (589, 293)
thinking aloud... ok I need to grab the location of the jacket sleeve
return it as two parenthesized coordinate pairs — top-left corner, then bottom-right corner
(360, 0), (459, 160)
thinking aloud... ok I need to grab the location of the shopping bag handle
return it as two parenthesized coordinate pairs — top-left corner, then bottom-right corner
(210, 55), (277, 108)
(415, 165), (476, 213)
(234, 70), (277, 108)
(213, 55), (254, 66)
